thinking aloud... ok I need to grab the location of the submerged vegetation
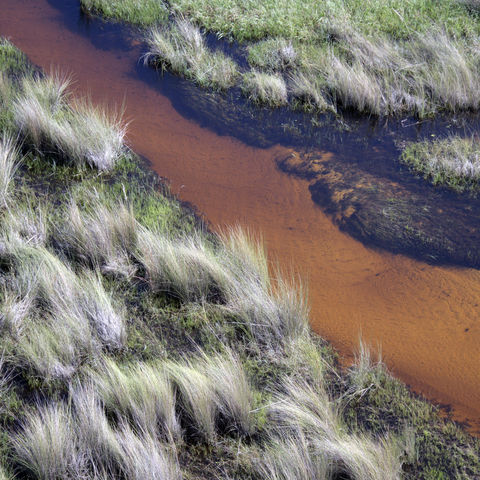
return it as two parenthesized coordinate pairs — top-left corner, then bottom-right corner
(0, 37), (480, 480)
(401, 136), (480, 194)
(81, 0), (480, 117)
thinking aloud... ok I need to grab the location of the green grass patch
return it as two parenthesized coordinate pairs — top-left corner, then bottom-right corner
(401, 136), (480, 193)
(80, 0), (169, 25)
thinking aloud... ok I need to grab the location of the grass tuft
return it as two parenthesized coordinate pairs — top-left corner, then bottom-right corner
(0, 135), (20, 207)
(14, 75), (126, 170)
(401, 135), (480, 193)
(145, 18), (238, 91)
(242, 71), (288, 107)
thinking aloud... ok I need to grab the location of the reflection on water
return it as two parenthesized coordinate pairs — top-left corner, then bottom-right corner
(2, 0), (480, 433)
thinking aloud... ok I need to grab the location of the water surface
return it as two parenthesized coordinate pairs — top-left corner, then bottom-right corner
(2, 0), (480, 432)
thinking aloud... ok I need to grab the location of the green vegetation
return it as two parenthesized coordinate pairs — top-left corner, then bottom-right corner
(13, 73), (126, 170)
(1, 38), (480, 480)
(401, 136), (480, 193)
(144, 19), (238, 90)
(80, 0), (168, 25)
(81, 0), (480, 117)
(241, 71), (288, 107)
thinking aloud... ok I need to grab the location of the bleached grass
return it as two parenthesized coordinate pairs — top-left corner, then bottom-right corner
(116, 425), (182, 480)
(401, 135), (480, 193)
(16, 314), (94, 380)
(6, 247), (125, 379)
(92, 358), (181, 441)
(71, 384), (122, 473)
(0, 289), (33, 336)
(261, 433), (330, 480)
(348, 340), (384, 393)
(14, 393), (182, 480)
(242, 71), (288, 107)
(145, 18), (238, 90)
(291, 29), (480, 116)
(13, 403), (85, 479)
(288, 71), (330, 111)
(268, 377), (402, 480)
(78, 272), (126, 349)
(14, 74), (126, 170)
(247, 38), (298, 71)
(0, 466), (12, 480)
(1, 201), (48, 249)
(203, 350), (255, 435)
(137, 229), (231, 302)
(0, 135), (19, 207)
(60, 197), (137, 277)
(167, 359), (217, 442)
(137, 225), (309, 348)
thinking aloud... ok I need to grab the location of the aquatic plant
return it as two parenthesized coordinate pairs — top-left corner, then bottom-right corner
(401, 136), (480, 193)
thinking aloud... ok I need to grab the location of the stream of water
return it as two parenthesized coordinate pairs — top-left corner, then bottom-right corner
(2, 0), (480, 432)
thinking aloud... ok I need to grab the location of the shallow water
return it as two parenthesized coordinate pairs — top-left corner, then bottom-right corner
(2, 0), (480, 432)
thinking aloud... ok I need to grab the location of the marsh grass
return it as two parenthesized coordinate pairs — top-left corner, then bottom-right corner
(80, 0), (169, 25)
(401, 136), (480, 193)
(88, 0), (480, 116)
(145, 19), (238, 90)
(242, 71), (288, 107)
(0, 50), (479, 480)
(59, 197), (137, 278)
(137, 229), (231, 303)
(92, 358), (181, 441)
(14, 75), (126, 170)
(2, 201), (48, 248)
(115, 426), (182, 480)
(0, 39), (31, 78)
(0, 135), (20, 207)
(13, 403), (85, 479)
(203, 350), (255, 436)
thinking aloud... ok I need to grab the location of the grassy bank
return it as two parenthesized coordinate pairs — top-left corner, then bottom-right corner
(1, 37), (480, 480)
(81, 0), (480, 117)
(401, 136), (480, 194)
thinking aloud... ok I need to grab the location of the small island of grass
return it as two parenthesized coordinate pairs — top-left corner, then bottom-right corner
(401, 136), (480, 194)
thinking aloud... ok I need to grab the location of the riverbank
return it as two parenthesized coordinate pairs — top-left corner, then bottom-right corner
(73, 0), (480, 272)
(1, 36), (480, 480)
(82, 0), (480, 118)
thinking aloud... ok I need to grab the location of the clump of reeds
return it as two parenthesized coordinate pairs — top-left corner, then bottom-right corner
(59, 197), (137, 278)
(144, 18), (238, 90)
(13, 74), (126, 170)
(401, 135), (480, 193)
(0, 135), (20, 207)
(242, 71), (288, 107)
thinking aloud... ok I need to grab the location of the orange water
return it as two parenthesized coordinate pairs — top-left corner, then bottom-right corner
(2, 0), (480, 432)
